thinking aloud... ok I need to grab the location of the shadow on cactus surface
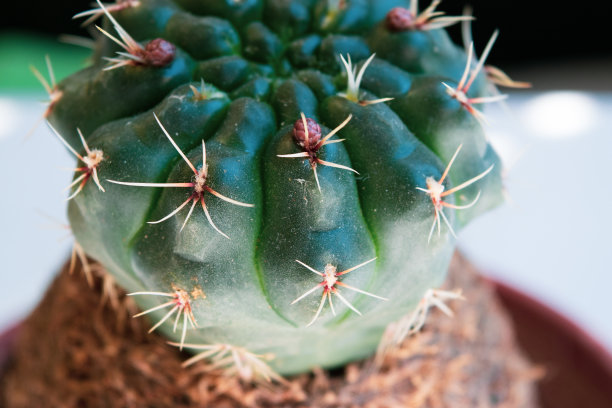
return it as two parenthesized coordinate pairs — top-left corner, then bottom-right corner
(36, 0), (529, 377)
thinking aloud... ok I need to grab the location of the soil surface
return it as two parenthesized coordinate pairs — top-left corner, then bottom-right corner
(0, 253), (539, 407)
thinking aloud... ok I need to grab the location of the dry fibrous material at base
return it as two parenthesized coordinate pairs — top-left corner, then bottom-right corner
(1, 254), (539, 407)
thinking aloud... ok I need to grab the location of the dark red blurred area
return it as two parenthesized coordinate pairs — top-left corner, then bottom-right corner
(494, 280), (612, 408)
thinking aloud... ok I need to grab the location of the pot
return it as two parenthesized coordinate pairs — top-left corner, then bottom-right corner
(493, 280), (612, 407)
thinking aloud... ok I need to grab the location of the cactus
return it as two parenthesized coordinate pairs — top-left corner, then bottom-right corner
(39, 0), (524, 377)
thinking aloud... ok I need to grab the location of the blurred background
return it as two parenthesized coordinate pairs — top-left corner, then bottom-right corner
(1, 0), (611, 356)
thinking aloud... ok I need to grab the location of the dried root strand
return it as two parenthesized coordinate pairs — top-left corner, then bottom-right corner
(98, 267), (121, 310)
(69, 242), (94, 287)
(170, 342), (288, 386)
(375, 288), (464, 366)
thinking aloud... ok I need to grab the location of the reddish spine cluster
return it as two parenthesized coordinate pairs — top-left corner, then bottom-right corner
(292, 117), (323, 162)
(385, 7), (415, 32)
(141, 38), (176, 67)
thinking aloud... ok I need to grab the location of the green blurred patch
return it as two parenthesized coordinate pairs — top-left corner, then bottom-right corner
(0, 31), (91, 91)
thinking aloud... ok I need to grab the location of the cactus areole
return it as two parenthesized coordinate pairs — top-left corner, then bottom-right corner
(47, 0), (510, 375)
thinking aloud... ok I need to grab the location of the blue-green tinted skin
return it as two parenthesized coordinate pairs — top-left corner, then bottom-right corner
(263, 0), (314, 39)
(110, 0), (179, 39)
(47, 49), (193, 147)
(172, 0), (264, 28)
(67, 84), (231, 287)
(389, 76), (504, 225)
(229, 77), (272, 101)
(54, 0), (504, 375)
(313, 0), (411, 34)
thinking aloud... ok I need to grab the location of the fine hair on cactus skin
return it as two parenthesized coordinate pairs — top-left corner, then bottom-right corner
(42, 0), (525, 380)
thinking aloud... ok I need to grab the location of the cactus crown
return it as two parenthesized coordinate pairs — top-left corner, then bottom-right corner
(40, 0), (527, 377)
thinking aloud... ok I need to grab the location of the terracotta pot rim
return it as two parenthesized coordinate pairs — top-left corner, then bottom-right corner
(490, 277), (612, 375)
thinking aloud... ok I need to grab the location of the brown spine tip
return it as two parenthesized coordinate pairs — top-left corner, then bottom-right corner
(293, 117), (322, 151)
(143, 38), (176, 67)
(385, 7), (414, 32)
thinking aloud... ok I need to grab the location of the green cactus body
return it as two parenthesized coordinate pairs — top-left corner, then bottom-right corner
(47, 0), (505, 375)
